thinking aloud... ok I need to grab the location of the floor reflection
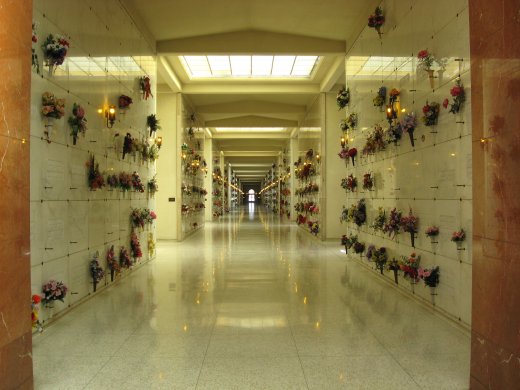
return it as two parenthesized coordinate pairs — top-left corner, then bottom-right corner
(32, 205), (470, 390)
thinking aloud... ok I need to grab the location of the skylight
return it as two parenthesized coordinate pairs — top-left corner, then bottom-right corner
(54, 56), (153, 77)
(181, 56), (320, 78)
(214, 127), (286, 132)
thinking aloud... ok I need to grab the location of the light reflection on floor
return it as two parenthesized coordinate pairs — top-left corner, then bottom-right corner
(32, 205), (470, 389)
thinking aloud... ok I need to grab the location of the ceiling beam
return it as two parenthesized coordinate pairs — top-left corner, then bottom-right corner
(183, 83), (320, 95)
(223, 151), (280, 157)
(197, 100), (306, 115)
(206, 115), (298, 127)
(212, 132), (290, 139)
(157, 30), (346, 55)
(157, 57), (183, 92)
(320, 56), (346, 92)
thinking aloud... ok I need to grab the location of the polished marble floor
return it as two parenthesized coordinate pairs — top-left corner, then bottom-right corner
(33, 205), (470, 389)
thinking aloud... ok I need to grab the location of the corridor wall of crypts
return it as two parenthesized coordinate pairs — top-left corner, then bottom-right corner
(339, 0), (472, 325)
(179, 96), (207, 240)
(30, 0), (157, 325)
(294, 96), (323, 240)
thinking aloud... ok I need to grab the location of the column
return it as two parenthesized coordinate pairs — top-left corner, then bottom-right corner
(156, 93), (179, 240)
(0, 0), (33, 387)
(469, 1), (520, 388)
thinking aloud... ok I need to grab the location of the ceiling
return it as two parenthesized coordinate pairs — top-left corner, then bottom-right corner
(122, 0), (380, 184)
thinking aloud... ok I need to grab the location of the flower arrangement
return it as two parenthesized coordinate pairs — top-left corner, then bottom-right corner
(106, 245), (120, 280)
(31, 294), (42, 331)
(106, 174), (119, 189)
(351, 199), (367, 226)
(443, 77), (465, 114)
(148, 176), (158, 196)
(146, 114), (161, 137)
(341, 233), (358, 252)
(373, 247), (388, 274)
(131, 171), (145, 192)
(340, 206), (349, 223)
(42, 280), (68, 304)
(336, 87), (350, 109)
(118, 95), (133, 109)
(425, 226), (440, 237)
(340, 113), (358, 131)
(367, 6), (385, 38)
(389, 89), (400, 105)
(118, 172), (132, 192)
(417, 49), (437, 87)
(130, 208), (145, 230)
(296, 214), (307, 225)
(366, 245), (376, 260)
(400, 252), (421, 283)
(373, 86), (386, 108)
(119, 247), (132, 269)
(372, 207), (386, 231)
(148, 144), (160, 162)
(384, 122), (402, 145)
(122, 133), (133, 160)
(139, 76), (153, 100)
(401, 112), (418, 147)
(417, 49), (436, 72)
(90, 251), (105, 290)
(144, 209), (157, 226)
(383, 208), (402, 238)
(400, 208), (419, 247)
(310, 222), (320, 236)
(353, 241), (366, 254)
(68, 103), (87, 145)
(362, 172), (374, 191)
(347, 148), (358, 166)
(130, 232), (142, 259)
(422, 101), (440, 126)
(31, 23), (40, 74)
(420, 266), (440, 288)
(451, 229), (466, 242)
(87, 154), (105, 190)
(41, 34), (70, 68)
(41, 92), (65, 119)
(342, 174), (357, 192)
(362, 125), (386, 155)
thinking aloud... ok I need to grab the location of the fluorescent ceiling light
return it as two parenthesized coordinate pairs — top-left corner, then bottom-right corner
(181, 56), (319, 78)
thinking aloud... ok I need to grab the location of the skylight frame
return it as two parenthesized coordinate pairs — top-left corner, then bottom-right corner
(180, 55), (321, 79)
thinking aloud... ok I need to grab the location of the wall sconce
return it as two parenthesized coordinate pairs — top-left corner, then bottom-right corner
(155, 136), (163, 149)
(386, 104), (397, 124)
(316, 154), (321, 163)
(340, 136), (346, 148)
(98, 105), (116, 128)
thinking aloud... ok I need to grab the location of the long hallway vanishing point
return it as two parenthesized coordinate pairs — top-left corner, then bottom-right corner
(33, 206), (469, 389)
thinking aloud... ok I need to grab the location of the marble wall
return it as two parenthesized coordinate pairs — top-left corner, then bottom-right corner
(469, 0), (520, 388)
(0, 1), (33, 387)
(30, 0), (157, 324)
(340, 0), (472, 325)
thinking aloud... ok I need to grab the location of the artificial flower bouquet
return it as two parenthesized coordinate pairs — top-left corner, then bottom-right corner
(68, 103), (87, 145)
(42, 280), (68, 305)
(336, 87), (350, 109)
(400, 252), (421, 283)
(367, 6), (385, 38)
